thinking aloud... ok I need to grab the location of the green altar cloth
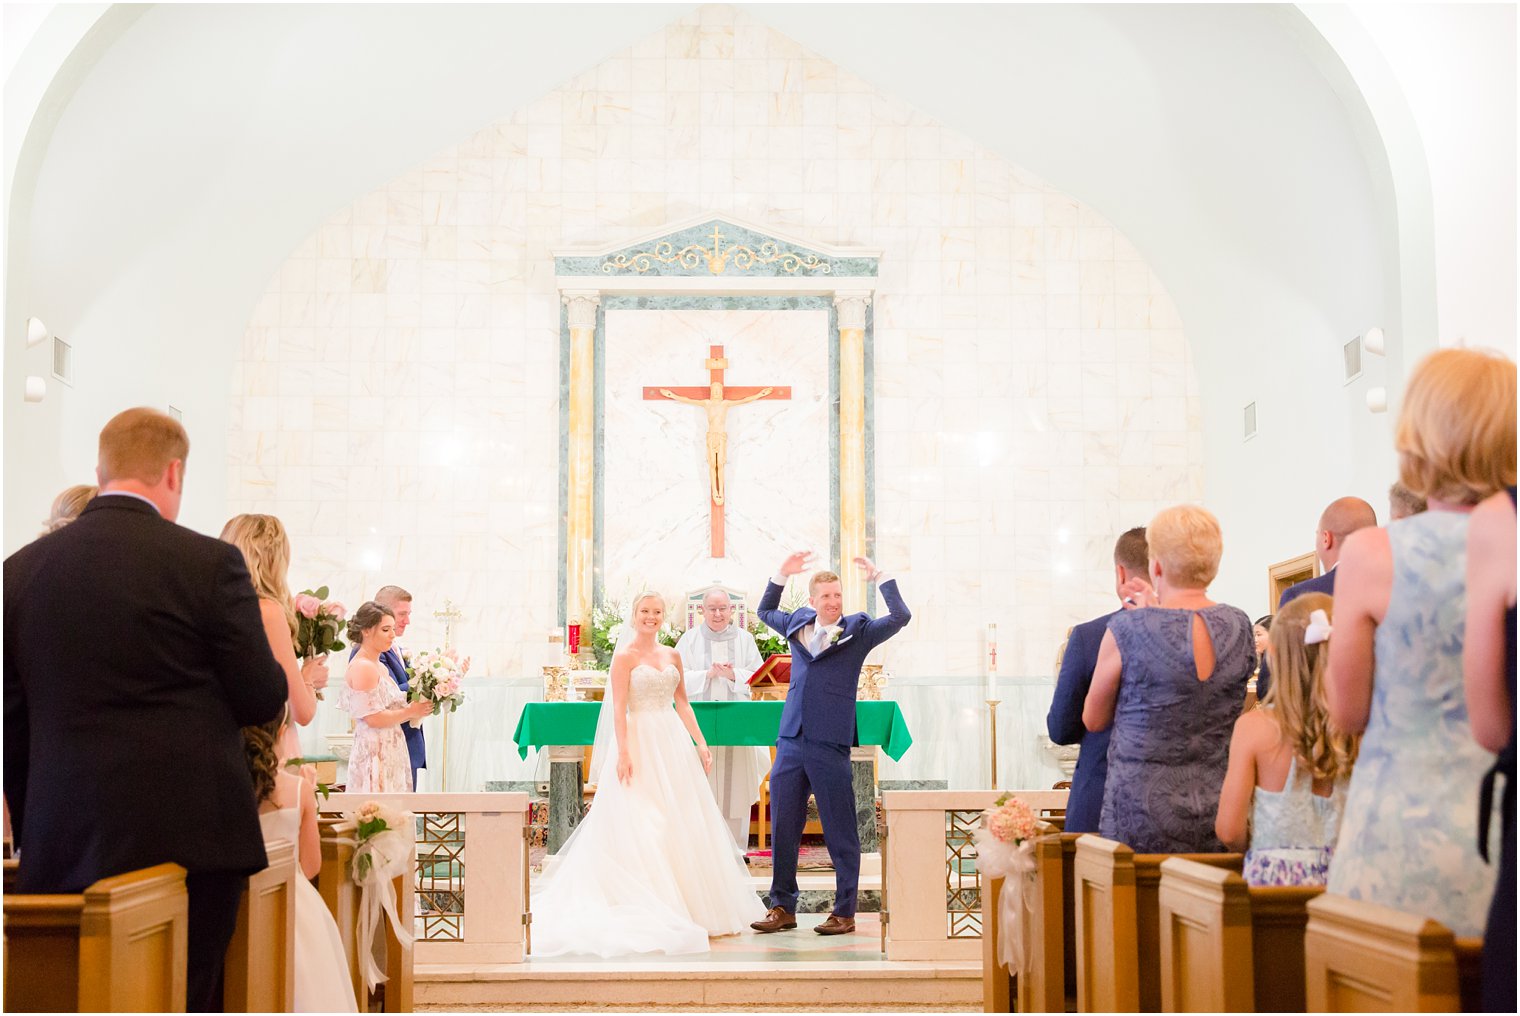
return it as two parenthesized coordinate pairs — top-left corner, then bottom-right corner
(512, 700), (913, 761)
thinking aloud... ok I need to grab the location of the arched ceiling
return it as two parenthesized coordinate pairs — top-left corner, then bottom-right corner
(4, 3), (1426, 600)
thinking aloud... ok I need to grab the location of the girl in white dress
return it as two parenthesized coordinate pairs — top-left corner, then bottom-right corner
(244, 710), (359, 1013)
(344, 601), (431, 793)
(532, 592), (765, 957)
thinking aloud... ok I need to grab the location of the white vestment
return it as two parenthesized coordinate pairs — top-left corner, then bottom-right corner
(674, 625), (770, 849)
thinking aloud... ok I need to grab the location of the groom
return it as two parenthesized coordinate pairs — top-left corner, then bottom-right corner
(751, 552), (911, 935)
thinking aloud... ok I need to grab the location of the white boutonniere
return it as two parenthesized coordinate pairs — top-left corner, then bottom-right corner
(828, 628), (843, 646)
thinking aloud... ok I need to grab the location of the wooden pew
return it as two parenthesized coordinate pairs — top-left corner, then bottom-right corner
(4, 862), (188, 1012)
(318, 817), (364, 1007)
(984, 824), (1073, 1014)
(223, 838), (296, 1013)
(1072, 836), (1242, 1012)
(1156, 857), (1322, 1011)
(315, 818), (414, 1013)
(1304, 892), (1483, 1012)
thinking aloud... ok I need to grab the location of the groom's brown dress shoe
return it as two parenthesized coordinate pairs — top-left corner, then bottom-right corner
(751, 906), (797, 932)
(814, 914), (855, 935)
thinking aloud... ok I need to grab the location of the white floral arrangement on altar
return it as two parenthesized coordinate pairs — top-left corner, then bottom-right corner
(350, 801), (416, 991)
(971, 793), (1041, 974)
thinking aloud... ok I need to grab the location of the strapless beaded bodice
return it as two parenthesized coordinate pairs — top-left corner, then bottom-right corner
(627, 664), (680, 711)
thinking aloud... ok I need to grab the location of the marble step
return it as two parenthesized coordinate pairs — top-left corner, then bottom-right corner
(415, 915), (980, 1011)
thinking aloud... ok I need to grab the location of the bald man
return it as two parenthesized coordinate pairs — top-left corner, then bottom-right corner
(1259, 496), (1378, 697)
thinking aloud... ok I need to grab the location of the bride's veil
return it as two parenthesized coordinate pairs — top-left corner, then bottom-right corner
(586, 626), (637, 781)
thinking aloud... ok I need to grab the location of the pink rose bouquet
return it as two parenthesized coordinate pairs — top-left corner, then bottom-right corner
(405, 647), (468, 727)
(293, 586), (346, 699)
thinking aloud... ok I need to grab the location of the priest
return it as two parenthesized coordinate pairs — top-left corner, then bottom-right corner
(675, 588), (770, 851)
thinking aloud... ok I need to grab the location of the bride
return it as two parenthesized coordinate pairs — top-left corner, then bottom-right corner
(531, 591), (765, 957)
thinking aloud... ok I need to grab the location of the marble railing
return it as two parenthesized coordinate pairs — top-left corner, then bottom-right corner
(318, 792), (530, 965)
(881, 788), (1069, 962)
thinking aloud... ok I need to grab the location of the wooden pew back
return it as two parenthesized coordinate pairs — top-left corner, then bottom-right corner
(1015, 831), (1081, 1013)
(1156, 857), (1321, 1012)
(4, 862), (188, 1013)
(223, 838), (296, 1013)
(318, 817), (364, 1006)
(1073, 836), (1242, 1012)
(1304, 893), (1482, 1012)
(316, 817), (414, 1013)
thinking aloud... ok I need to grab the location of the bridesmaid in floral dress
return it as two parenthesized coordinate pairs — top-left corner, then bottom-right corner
(344, 601), (431, 793)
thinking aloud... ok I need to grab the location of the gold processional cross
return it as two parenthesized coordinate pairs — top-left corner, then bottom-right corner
(643, 345), (791, 557)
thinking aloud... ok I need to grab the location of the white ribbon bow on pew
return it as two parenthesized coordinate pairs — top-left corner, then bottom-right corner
(971, 826), (1039, 973)
(346, 809), (417, 992)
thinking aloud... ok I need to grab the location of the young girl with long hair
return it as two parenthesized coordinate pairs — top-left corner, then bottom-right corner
(1216, 593), (1357, 886)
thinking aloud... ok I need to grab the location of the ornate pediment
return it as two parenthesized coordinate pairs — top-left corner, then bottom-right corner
(553, 217), (879, 279)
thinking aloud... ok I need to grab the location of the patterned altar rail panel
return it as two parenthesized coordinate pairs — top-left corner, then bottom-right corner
(415, 812), (465, 941)
(945, 809), (983, 939)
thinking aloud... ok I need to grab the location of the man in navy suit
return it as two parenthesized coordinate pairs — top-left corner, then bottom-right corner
(1045, 527), (1149, 833)
(5, 408), (286, 1011)
(751, 552), (910, 936)
(1259, 497), (1377, 697)
(361, 584), (426, 788)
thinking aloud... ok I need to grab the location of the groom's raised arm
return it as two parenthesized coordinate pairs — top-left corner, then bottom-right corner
(862, 577), (911, 650)
(757, 576), (795, 638)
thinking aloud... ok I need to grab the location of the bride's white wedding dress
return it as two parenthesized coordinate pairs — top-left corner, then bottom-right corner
(531, 663), (765, 957)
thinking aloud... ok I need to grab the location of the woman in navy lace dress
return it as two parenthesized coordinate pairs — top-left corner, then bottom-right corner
(1084, 504), (1256, 852)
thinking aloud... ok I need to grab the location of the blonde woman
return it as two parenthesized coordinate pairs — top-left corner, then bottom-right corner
(1083, 503), (1257, 852)
(1327, 347), (1516, 936)
(219, 513), (328, 761)
(41, 484), (97, 535)
(1216, 594), (1357, 886)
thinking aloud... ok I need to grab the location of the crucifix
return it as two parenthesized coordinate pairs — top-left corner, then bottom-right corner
(643, 345), (791, 557)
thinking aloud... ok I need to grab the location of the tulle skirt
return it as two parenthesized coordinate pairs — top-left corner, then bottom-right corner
(530, 706), (765, 957)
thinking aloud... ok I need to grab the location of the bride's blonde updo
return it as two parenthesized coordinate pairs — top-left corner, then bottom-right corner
(630, 591), (665, 615)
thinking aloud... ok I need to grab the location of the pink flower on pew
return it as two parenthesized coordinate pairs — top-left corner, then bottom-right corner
(294, 593), (321, 619)
(984, 795), (1038, 845)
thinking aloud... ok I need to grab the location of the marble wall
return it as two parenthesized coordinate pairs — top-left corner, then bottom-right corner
(243, 5), (1204, 789)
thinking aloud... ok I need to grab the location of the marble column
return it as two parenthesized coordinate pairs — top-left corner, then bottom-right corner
(851, 744), (878, 852)
(546, 744), (585, 853)
(563, 292), (599, 630)
(834, 293), (870, 607)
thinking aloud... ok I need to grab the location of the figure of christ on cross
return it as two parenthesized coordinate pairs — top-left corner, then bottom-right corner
(643, 345), (791, 557)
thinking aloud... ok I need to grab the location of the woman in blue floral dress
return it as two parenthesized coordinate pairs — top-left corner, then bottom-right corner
(1327, 348), (1514, 936)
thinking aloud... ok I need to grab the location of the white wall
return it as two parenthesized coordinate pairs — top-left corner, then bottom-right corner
(6, 2), (1509, 621)
(1350, 2), (1517, 355)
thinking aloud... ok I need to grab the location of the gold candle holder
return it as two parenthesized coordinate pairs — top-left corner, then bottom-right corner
(986, 699), (1001, 789)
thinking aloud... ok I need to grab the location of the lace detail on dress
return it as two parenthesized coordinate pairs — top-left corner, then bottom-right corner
(628, 664), (681, 711)
(1098, 603), (1256, 853)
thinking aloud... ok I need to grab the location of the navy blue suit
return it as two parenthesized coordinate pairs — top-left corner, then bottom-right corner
(758, 577), (911, 916)
(1045, 610), (1119, 833)
(1259, 567), (1336, 698)
(350, 644), (425, 786)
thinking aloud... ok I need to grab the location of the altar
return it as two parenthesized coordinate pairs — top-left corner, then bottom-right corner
(513, 700), (912, 852)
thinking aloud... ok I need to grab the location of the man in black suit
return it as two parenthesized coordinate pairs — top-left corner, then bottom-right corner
(1258, 496), (1377, 697)
(1045, 527), (1148, 833)
(4, 407), (286, 1012)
